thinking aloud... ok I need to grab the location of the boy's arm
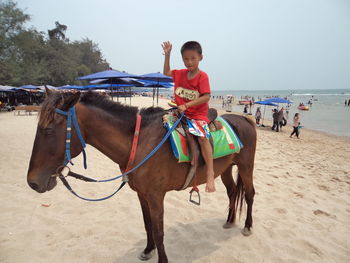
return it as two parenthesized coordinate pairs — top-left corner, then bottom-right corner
(162, 41), (172, 76)
(163, 54), (171, 76)
(178, 94), (210, 112)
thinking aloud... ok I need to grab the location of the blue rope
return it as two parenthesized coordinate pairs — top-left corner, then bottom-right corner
(83, 112), (184, 183)
(60, 175), (126, 202)
(58, 110), (184, 202)
(55, 106), (184, 183)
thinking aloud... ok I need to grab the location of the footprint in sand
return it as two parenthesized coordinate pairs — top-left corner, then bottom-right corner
(313, 209), (336, 219)
(275, 208), (287, 214)
(293, 192), (304, 198)
(318, 185), (330, 191)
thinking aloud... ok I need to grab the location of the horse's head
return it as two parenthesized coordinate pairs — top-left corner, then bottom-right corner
(27, 88), (81, 193)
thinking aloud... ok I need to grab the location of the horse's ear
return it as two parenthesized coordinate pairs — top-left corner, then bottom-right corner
(63, 91), (81, 110)
(45, 86), (53, 97)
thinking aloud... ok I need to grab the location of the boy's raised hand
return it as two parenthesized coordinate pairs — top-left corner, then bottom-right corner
(162, 41), (172, 56)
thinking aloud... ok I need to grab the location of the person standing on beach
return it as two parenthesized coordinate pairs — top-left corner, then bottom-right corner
(271, 109), (279, 131)
(162, 41), (215, 193)
(255, 107), (261, 126)
(243, 104), (248, 114)
(290, 113), (300, 139)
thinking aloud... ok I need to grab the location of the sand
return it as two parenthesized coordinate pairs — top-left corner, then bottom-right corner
(0, 96), (349, 263)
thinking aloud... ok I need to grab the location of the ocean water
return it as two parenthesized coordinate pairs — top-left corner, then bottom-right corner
(211, 89), (350, 137)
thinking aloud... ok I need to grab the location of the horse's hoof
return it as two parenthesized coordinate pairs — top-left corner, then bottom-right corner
(222, 222), (235, 229)
(241, 227), (252, 236)
(138, 250), (155, 261)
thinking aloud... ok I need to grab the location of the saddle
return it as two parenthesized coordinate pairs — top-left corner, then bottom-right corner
(173, 108), (222, 137)
(164, 108), (243, 205)
(170, 109), (219, 201)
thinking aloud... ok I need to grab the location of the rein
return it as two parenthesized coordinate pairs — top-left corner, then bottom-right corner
(54, 106), (184, 201)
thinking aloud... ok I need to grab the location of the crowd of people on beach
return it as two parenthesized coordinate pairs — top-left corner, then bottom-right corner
(252, 105), (301, 138)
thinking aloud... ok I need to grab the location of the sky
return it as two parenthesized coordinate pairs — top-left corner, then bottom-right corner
(15, 0), (350, 91)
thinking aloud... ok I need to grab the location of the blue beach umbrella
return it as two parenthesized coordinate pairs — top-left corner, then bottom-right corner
(90, 78), (144, 87)
(135, 72), (173, 82)
(78, 69), (137, 80)
(264, 97), (293, 104)
(254, 100), (278, 126)
(134, 72), (173, 106)
(78, 69), (139, 103)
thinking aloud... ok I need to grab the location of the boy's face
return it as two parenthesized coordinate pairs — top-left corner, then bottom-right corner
(181, 49), (202, 72)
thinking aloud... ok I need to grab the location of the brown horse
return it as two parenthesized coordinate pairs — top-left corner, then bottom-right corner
(27, 89), (256, 263)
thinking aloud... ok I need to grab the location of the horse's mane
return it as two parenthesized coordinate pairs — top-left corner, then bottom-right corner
(79, 92), (138, 126)
(39, 91), (165, 131)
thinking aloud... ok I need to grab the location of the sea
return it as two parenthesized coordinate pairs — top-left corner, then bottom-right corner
(211, 89), (350, 138)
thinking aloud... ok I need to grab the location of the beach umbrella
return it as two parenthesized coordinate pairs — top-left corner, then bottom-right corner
(135, 72), (173, 82)
(89, 78), (145, 104)
(0, 85), (16, 92)
(57, 85), (87, 90)
(264, 97), (293, 104)
(254, 100), (278, 126)
(90, 77), (144, 87)
(20, 85), (41, 90)
(134, 72), (173, 106)
(77, 69), (137, 80)
(78, 69), (140, 103)
(17, 85), (43, 104)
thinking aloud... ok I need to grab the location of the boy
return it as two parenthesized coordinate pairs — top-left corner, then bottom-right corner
(162, 41), (215, 192)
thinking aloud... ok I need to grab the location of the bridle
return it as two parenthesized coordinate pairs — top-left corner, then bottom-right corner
(54, 107), (87, 168)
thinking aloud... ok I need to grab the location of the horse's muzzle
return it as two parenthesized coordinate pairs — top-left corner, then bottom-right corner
(27, 174), (57, 193)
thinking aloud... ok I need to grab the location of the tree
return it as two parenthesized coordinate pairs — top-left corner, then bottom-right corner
(48, 21), (67, 41)
(0, 1), (110, 87)
(0, 0), (30, 38)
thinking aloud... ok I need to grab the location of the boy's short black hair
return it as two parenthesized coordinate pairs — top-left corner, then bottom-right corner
(181, 41), (202, 55)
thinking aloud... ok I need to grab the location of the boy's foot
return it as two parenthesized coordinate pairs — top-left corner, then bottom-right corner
(205, 173), (216, 193)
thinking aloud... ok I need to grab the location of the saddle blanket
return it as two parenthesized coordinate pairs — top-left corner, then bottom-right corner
(165, 115), (243, 163)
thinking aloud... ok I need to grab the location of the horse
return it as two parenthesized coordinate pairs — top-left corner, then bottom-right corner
(27, 89), (256, 263)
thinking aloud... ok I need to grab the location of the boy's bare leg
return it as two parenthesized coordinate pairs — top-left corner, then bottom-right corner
(198, 137), (216, 192)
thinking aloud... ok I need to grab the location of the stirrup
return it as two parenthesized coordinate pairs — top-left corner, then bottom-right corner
(189, 187), (200, 206)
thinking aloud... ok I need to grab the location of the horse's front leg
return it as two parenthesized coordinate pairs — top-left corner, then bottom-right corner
(147, 193), (168, 263)
(137, 193), (156, 261)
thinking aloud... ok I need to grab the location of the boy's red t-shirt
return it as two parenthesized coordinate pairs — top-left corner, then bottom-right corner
(171, 69), (211, 122)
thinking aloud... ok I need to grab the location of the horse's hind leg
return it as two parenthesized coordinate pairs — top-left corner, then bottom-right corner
(220, 164), (238, 228)
(137, 194), (156, 261)
(237, 163), (255, 236)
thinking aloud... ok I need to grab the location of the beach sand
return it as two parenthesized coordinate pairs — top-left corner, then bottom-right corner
(0, 96), (349, 263)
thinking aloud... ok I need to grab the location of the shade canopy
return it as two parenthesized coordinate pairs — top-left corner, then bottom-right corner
(141, 79), (173, 88)
(90, 77), (144, 87)
(254, 100), (278, 106)
(57, 85), (86, 90)
(78, 69), (137, 80)
(264, 97), (293, 104)
(135, 72), (173, 82)
(0, 85), (16, 92)
(20, 85), (41, 90)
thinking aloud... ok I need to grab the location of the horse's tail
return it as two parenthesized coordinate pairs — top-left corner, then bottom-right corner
(232, 171), (245, 221)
